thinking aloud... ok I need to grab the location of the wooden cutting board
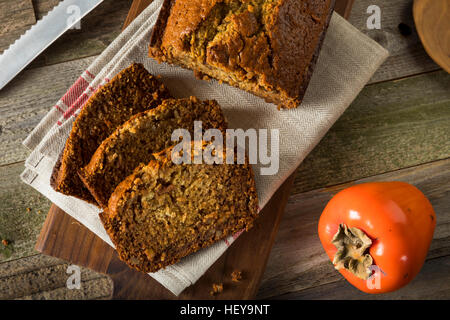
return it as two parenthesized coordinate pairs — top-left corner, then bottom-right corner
(35, 0), (355, 300)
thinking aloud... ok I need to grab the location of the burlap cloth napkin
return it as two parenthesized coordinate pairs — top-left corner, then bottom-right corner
(20, 0), (389, 296)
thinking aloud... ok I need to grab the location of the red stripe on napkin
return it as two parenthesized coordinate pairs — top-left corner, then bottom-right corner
(54, 104), (64, 113)
(85, 70), (95, 79)
(61, 76), (89, 108)
(63, 93), (90, 120)
(55, 71), (112, 126)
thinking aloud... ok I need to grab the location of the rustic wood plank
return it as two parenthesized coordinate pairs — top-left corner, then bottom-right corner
(0, 162), (50, 262)
(272, 255), (450, 300)
(293, 70), (450, 195)
(32, 0), (60, 19)
(257, 158), (450, 299)
(349, 0), (441, 84)
(17, 277), (112, 300)
(0, 0), (36, 54)
(35, 205), (115, 273)
(0, 0), (35, 35)
(0, 254), (112, 299)
(0, 56), (96, 166)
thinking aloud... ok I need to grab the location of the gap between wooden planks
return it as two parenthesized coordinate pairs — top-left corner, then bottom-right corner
(35, 0), (355, 299)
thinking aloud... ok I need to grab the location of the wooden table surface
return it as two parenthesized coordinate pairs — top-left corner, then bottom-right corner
(0, 0), (449, 300)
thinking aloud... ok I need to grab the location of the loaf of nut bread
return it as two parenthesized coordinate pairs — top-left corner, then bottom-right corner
(149, 0), (335, 109)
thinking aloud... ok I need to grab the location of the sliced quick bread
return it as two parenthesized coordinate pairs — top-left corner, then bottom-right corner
(79, 97), (227, 208)
(100, 142), (258, 273)
(52, 63), (171, 203)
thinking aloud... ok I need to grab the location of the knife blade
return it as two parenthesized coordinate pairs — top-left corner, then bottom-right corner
(0, 0), (104, 90)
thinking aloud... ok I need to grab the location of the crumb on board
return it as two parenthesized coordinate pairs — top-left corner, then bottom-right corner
(231, 270), (242, 282)
(210, 283), (223, 296)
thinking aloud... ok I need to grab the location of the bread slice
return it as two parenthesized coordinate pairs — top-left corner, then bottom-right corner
(53, 63), (171, 203)
(79, 97), (227, 209)
(149, 0), (335, 109)
(100, 142), (258, 273)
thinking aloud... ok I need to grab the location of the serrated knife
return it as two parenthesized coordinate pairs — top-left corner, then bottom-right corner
(0, 0), (104, 90)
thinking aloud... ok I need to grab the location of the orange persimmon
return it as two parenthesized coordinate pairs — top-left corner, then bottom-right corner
(318, 181), (436, 294)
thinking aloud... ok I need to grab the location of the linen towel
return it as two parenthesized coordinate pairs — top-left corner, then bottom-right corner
(21, 0), (389, 296)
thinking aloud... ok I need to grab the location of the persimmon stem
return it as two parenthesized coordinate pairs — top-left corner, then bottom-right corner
(331, 224), (373, 280)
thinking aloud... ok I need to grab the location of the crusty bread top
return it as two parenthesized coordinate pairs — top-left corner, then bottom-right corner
(149, 0), (335, 108)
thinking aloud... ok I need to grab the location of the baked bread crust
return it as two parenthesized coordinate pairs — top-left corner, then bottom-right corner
(52, 63), (171, 203)
(101, 143), (258, 273)
(79, 97), (227, 209)
(149, 0), (335, 109)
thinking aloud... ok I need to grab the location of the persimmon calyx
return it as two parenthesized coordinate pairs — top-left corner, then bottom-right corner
(331, 224), (373, 280)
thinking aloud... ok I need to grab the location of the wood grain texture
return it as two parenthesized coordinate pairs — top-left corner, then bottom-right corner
(32, 0), (60, 19)
(35, 205), (114, 273)
(349, 0), (441, 84)
(0, 254), (112, 299)
(0, 162), (50, 262)
(413, 0), (450, 73)
(0, 0), (36, 54)
(292, 70), (450, 194)
(258, 158), (450, 299)
(123, 0), (155, 30)
(272, 255), (450, 300)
